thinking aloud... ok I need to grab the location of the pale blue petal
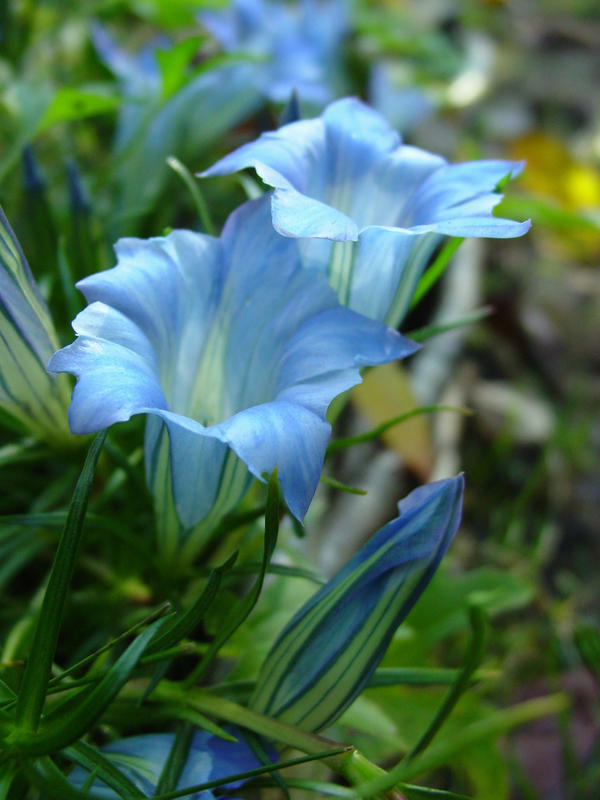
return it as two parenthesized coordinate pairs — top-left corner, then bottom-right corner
(410, 216), (532, 238)
(276, 307), (418, 411)
(48, 337), (166, 434)
(205, 400), (331, 520)
(356, 145), (445, 228)
(201, 119), (326, 192)
(68, 728), (265, 799)
(272, 188), (358, 240)
(410, 159), (525, 224)
(322, 97), (400, 153)
(369, 63), (433, 133)
(349, 227), (415, 320)
(148, 410), (248, 529)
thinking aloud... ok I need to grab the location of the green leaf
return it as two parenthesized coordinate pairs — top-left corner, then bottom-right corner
(14, 431), (107, 733)
(405, 603), (488, 760)
(26, 755), (104, 800)
(167, 156), (216, 234)
(150, 747), (349, 800)
(355, 694), (568, 796)
(37, 86), (121, 132)
(410, 237), (464, 309)
(64, 740), (146, 798)
(156, 722), (195, 795)
(320, 474), (367, 495)
(7, 615), (166, 757)
(0, 760), (20, 796)
(157, 38), (204, 100)
(406, 307), (493, 343)
(401, 784), (474, 800)
(326, 405), (472, 457)
(184, 470), (280, 685)
(575, 623), (600, 682)
(368, 667), (499, 688)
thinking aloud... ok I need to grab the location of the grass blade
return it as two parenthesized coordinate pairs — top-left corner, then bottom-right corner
(15, 431), (107, 732)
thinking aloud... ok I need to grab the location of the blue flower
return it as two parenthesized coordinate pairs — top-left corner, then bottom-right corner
(202, 97), (531, 324)
(91, 25), (262, 227)
(68, 728), (266, 798)
(0, 207), (70, 444)
(200, 0), (348, 105)
(48, 197), (417, 529)
(251, 476), (464, 732)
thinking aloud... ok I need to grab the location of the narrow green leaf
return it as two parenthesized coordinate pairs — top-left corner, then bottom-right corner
(65, 740), (146, 798)
(327, 405), (472, 457)
(400, 784), (474, 800)
(356, 694), (569, 794)
(151, 747), (349, 800)
(147, 556), (235, 656)
(184, 470), (280, 685)
(368, 666), (498, 688)
(255, 778), (355, 797)
(410, 237), (464, 309)
(47, 602), (171, 689)
(37, 86), (121, 132)
(167, 156), (216, 235)
(405, 603), (488, 760)
(157, 37), (204, 100)
(156, 721), (195, 795)
(320, 474), (367, 495)
(246, 729), (291, 800)
(574, 624), (600, 683)
(15, 431), (107, 732)
(0, 760), (19, 795)
(57, 236), (81, 322)
(26, 755), (104, 800)
(406, 307), (493, 343)
(7, 615), (166, 756)
(228, 562), (326, 584)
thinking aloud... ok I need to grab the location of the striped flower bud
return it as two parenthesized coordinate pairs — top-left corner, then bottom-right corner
(0, 206), (71, 444)
(251, 475), (464, 732)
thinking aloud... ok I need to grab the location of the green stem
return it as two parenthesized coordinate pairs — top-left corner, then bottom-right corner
(405, 603), (488, 760)
(128, 681), (403, 799)
(356, 694), (569, 795)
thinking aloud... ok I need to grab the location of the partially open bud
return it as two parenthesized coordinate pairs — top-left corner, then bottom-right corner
(251, 475), (465, 732)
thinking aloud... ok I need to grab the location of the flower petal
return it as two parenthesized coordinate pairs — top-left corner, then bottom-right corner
(205, 400), (331, 520)
(271, 188), (358, 240)
(48, 336), (167, 434)
(201, 118), (326, 192)
(276, 306), (418, 414)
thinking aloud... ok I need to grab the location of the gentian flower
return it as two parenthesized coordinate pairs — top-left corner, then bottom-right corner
(92, 25), (262, 227)
(202, 97), (531, 325)
(251, 476), (464, 732)
(48, 196), (417, 530)
(200, 0), (348, 105)
(68, 728), (267, 798)
(0, 207), (70, 444)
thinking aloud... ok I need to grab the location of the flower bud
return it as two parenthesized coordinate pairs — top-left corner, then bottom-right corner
(251, 475), (465, 732)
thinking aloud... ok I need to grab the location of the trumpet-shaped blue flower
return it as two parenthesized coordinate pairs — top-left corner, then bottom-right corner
(0, 207), (70, 443)
(251, 476), (464, 732)
(200, 0), (348, 105)
(49, 197), (417, 529)
(68, 728), (265, 798)
(202, 97), (531, 324)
